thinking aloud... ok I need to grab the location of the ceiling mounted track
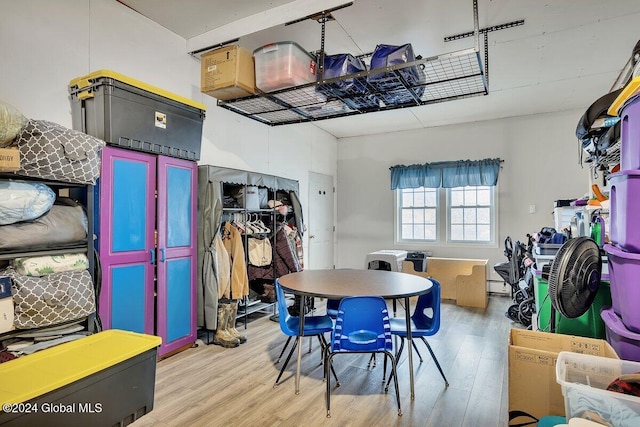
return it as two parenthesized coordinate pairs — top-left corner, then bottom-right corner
(216, 0), (523, 126)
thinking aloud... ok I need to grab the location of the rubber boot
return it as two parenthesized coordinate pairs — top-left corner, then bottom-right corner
(213, 304), (240, 348)
(226, 301), (247, 344)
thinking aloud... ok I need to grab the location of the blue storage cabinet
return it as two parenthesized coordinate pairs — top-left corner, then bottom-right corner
(97, 146), (197, 358)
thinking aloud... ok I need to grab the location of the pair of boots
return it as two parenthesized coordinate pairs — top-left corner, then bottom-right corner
(213, 301), (247, 348)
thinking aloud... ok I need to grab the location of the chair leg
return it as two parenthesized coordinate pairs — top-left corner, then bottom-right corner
(319, 334), (339, 385)
(276, 336), (292, 363)
(411, 339), (424, 363)
(274, 338), (298, 387)
(383, 353), (388, 383)
(326, 353), (336, 418)
(316, 335), (325, 364)
(367, 353), (376, 368)
(386, 337), (405, 391)
(420, 337), (449, 387)
(385, 350), (402, 416)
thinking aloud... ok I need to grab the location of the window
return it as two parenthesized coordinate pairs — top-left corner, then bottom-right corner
(448, 186), (493, 243)
(398, 187), (438, 241)
(396, 185), (495, 244)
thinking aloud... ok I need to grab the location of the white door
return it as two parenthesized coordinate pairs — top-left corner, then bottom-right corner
(307, 172), (334, 270)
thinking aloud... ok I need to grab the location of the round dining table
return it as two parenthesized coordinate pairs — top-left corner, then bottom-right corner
(277, 268), (433, 399)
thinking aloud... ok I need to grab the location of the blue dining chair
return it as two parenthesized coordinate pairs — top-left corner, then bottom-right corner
(386, 278), (449, 390)
(325, 296), (401, 418)
(327, 297), (382, 369)
(325, 298), (341, 318)
(273, 279), (338, 388)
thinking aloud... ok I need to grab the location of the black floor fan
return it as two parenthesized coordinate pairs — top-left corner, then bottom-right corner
(547, 236), (602, 332)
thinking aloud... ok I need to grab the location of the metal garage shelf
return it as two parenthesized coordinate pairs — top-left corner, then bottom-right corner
(217, 47), (487, 126)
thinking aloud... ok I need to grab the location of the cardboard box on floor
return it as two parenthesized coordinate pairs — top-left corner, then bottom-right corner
(508, 328), (618, 424)
(200, 45), (256, 101)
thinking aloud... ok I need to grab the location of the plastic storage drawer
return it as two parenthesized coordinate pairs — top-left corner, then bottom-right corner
(0, 330), (161, 427)
(608, 170), (640, 252)
(556, 352), (640, 426)
(620, 94), (640, 170)
(604, 243), (640, 331)
(601, 307), (640, 362)
(69, 70), (206, 161)
(253, 42), (317, 92)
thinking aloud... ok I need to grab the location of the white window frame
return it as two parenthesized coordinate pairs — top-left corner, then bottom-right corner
(395, 187), (439, 243)
(446, 185), (496, 244)
(394, 185), (497, 246)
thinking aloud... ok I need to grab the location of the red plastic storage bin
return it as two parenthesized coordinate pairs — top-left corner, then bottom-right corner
(608, 170), (640, 252)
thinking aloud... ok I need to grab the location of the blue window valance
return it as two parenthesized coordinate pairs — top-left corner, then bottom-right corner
(390, 158), (502, 190)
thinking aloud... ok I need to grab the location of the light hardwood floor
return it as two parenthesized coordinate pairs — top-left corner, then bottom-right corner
(131, 295), (517, 427)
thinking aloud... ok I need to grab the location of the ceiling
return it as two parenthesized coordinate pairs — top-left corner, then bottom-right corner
(117, 0), (640, 138)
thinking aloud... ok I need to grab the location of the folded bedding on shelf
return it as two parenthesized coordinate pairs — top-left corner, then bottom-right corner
(12, 119), (105, 184)
(0, 201), (87, 251)
(12, 253), (90, 277)
(0, 180), (55, 225)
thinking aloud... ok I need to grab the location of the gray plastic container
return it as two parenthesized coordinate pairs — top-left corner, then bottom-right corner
(69, 70), (205, 160)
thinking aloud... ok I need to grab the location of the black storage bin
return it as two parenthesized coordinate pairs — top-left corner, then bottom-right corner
(0, 330), (161, 427)
(69, 70), (206, 161)
(405, 251), (427, 272)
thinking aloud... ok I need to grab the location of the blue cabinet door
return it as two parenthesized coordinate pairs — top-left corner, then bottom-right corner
(156, 156), (197, 356)
(98, 146), (156, 335)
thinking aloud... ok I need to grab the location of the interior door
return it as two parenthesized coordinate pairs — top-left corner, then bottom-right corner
(156, 155), (197, 356)
(307, 172), (335, 270)
(98, 146), (156, 335)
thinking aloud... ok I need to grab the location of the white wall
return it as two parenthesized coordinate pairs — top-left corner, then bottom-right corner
(0, 0), (338, 259)
(336, 110), (590, 293)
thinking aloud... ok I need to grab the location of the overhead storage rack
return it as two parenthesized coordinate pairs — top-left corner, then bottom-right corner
(203, 0), (523, 126)
(217, 48), (487, 125)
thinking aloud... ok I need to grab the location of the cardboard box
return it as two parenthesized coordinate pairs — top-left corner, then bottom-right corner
(508, 328), (618, 424)
(201, 45), (256, 100)
(0, 147), (20, 172)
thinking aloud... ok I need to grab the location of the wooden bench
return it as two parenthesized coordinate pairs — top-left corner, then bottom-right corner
(402, 258), (489, 308)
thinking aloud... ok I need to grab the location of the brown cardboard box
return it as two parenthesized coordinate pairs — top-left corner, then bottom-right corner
(508, 329), (618, 424)
(201, 45), (256, 100)
(0, 147), (20, 172)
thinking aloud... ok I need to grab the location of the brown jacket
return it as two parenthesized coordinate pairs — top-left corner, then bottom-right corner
(222, 222), (249, 299)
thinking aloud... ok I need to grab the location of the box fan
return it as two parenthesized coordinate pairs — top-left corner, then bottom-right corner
(547, 237), (602, 331)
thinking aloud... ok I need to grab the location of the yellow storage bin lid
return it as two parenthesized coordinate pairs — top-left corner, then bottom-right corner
(0, 330), (161, 406)
(69, 69), (206, 111)
(608, 76), (640, 116)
